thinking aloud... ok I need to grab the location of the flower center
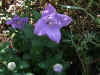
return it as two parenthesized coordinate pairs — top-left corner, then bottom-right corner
(14, 20), (22, 25)
(46, 19), (57, 27)
(45, 15), (57, 26)
(46, 20), (54, 25)
(17, 21), (22, 24)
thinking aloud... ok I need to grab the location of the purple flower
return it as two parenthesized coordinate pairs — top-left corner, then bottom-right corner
(34, 3), (72, 43)
(6, 15), (28, 29)
(53, 64), (63, 72)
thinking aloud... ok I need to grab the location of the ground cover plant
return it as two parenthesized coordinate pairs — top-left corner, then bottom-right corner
(0, 0), (100, 75)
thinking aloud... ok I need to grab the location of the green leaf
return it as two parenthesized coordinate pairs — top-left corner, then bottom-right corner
(31, 10), (41, 21)
(3, 41), (10, 48)
(26, 73), (35, 75)
(38, 63), (46, 69)
(96, 18), (100, 24)
(0, 41), (10, 51)
(19, 61), (30, 69)
(38, 53), (63, 70)
(12, 72), (21, 75)
(23, 24), (33, 39)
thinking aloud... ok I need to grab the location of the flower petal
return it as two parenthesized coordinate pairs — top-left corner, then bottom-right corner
(23, 17), (28, 24)
(34, 18), (47, 36)
(17, 24), (24, 29)
(42, 3), (56, 17)
(17, 17), (28, 29)
(57, 14), (72, 28)
(46, 28), (61, 43)
(13, 15), (20, 20)
(6, 20), (13, 25)
(11, 23), (17, 28)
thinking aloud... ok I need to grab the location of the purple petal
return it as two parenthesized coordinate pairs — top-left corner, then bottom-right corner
(41, 13), (61, 29)
(42, 3), (56, 17)
(23, 17), (28, 24)
(16, 17), (28, 29)
(42, 13), (57, 21)
(11, 22), (24, 29)
(46, 28), (61, 43)
(6, 20), (13, 25)
(34, 18), (47, 36)
(13, 15), (20, 20)
(17, 24), (24, 29)
(11, 23), (17, 28)
(57, 14), (72, 28)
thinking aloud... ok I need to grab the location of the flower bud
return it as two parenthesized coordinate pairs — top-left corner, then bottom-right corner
(7, 62), (16, 71)
(53, 64), (63, 72)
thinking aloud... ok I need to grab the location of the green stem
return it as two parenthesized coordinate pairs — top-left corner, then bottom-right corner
(70, 31), (89, 75)
(86, 0), (94, 10)
(59, 5), (95, 21)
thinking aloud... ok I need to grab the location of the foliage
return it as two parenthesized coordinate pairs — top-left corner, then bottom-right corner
(0, 0), (100, 75)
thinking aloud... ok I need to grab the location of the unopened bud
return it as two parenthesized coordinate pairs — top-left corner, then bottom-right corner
(8, 62), (16, 71)
(53, 64), (63, 72)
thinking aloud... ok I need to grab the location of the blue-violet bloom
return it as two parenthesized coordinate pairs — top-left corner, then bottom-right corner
(6, 15), (28, 29)
(34, 3), (72, 43)
(53, 64), (63, 72)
